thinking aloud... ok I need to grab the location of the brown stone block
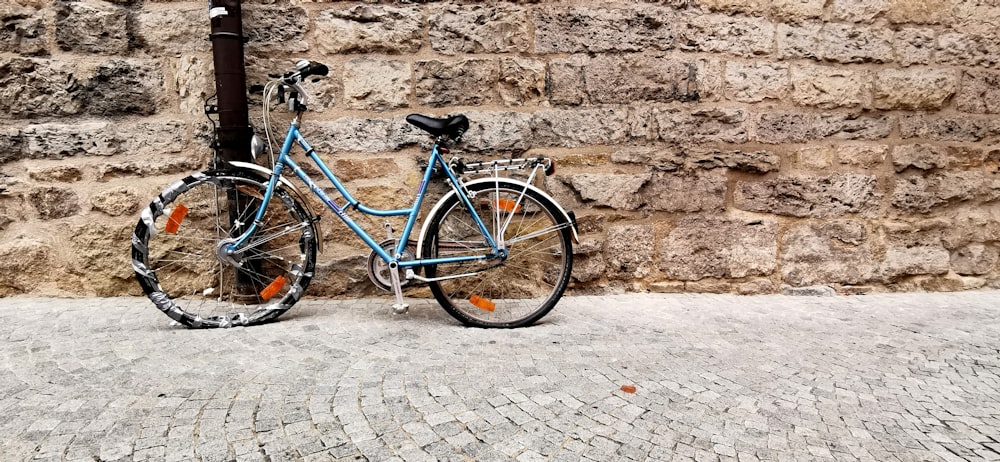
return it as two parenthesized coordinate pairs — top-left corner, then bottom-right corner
(883, 245), (951, 280)
(892, 144), (991, 172)
(306, 117), (423, 154)
(935, 31), (1000, 69)
(558, 173), (650, 211)
(780, 220), (880, 286)
(873, 68), (959, 110)
(951, 243), (999, 275)
(956, 69), (1000, 114)
(243, 6), (308, 52)
(676, 13), (775, 57)
(499, 57), (545, 107)
(605, 224), (655, 280)
(725, 61), (789, 103)
(415, 59), (499, 107)
(331, 157), (400, 182)
(459, 110), (533, 153)
(790, 64), (871, 109)
(91, 186), (140, 217)
(429, 4), (529, 55)
(29, 186), (80, 220)
(0, 4), (46, 55)
(779, 23), (893, 63)
(533, 6), (674, 54)
(886, 0), (956, 24)
(642, 170), (727, 213)
(0, 238), (51, 296)
(756, 112), (892, 144)
(531, 108), (629, 148)
(343, 58), (411, 112)
(56, 0), (129, 54)
(831, 0), (890, 23)
(136, 6), (206, 53)
(661, 217), (778, 281)
(891, 171), (1000, 213)
(899, 114), (1000, 142)
(894, 28), (936, 67)
(735, 173), (880, 218)
(0, 58), (84, 118)
(314, 5), (423, 55)
(612, 146), (780, 173)
(654, 107), (749, 144)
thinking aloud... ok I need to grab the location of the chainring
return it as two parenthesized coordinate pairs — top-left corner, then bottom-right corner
(366, 239), (416, 292)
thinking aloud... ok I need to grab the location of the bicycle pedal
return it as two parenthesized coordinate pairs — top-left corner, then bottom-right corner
(392, 303), (409, 315)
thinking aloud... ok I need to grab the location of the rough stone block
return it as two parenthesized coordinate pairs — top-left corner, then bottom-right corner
(653, 107), (749, 144)
(499, 57), (545, 107)
(548, 56), (587, 106)
(571, 238), (607, 284)
(899, 114), (1000, 142)
(734, 173), (880, 217)
(832, 0), (890, 22)
(29, 186), (80, 220)
(894, 28), (936, 66)
(91, 187), (140, 216)
(676, 13), (774, 57)
(29, 166), (83, 183)
(884, 246), (951, 279)
(756, 112), (892, 144)
(696, 0), (823, 20)
(0, 128), (23, 164)
(612, 146), (780, 173)
(781, 220), (879, 286)
(84, 60), (165, 116)
(175, 55), (213, 116)
(343, 58), (410, 112)
(531, 108), (629, 148)
(136, 6), (206, 53)
(935, 32), (1000, 69)
(605, 225), (655, 280)
(725, 61), (789, 103)
(779, 23), (893, 63)
(790, 64), (871, 109)
(459, 111), (533, 153)
(330, 157), (400, 182)
(0, 58), (83, 118)
(950, 243), (998, 276)
(305, 117), (423, 154)
(891, 171), (1000, 213)
(661, 217), (778, 281)
(873, 68), (959, 110)
(415, 59), (499, 107)
(429, 4), (529, 55)
(56, 0), (129, 54)
(314, 5), (423, 54)
(533, 6), (674, 54)
(953, 0), (1000, 26)
(559, 173), (649, 210)
(22, 123), (117, 159)
(1, 4), (47, 55)
(577, 55), (702, 105)
(244, 6), (308, 51)
(886, 0), (956, 24)
(955, 70), (1000, 114)
(0, 238), (51, 296)
(892, 144), (990, 172)
(642, 170), (727, 213)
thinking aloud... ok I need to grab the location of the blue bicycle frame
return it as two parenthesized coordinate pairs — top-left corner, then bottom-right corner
(226, 120), (500, 270)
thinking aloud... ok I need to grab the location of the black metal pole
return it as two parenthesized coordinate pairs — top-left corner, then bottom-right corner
(209, 0), (251, 164)
(208, 0), (258, 298)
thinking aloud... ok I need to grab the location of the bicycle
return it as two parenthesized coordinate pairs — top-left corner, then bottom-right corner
(131, 60), (578, 328)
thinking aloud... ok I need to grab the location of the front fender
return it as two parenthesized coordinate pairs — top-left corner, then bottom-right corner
(415, 178), (579, 259)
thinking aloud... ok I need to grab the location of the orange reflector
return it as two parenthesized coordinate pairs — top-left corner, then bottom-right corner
(621, 385), (637, 394)
(469, 294), (495, 312)
(495, 198), (521, 213)
(164, 204), (189, 234)
(260, 275), (287, 301)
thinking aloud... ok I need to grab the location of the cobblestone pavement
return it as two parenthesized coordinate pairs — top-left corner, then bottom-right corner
(2, 292), (1000, 462)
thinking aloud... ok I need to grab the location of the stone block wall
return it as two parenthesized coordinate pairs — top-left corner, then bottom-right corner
(2, 0), (1000, 297)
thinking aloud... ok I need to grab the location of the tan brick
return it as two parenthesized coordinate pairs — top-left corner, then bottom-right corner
(790, 64), (871, 109)
(725, 62), (789, 103)
(955, 70), (1000, 114)
(873, 68), (959, 110)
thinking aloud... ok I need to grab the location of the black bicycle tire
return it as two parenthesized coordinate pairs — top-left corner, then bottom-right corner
(131, 169), (317, 328)
(422, 180), (573, 328)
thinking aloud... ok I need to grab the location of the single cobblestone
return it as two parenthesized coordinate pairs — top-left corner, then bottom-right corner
(1, 293), (1000, 461)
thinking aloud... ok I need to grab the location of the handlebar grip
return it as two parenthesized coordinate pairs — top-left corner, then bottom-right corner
(303, 63), (328, 78)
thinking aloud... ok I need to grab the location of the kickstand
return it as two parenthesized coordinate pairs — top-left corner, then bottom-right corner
(388, 261), (409, 315)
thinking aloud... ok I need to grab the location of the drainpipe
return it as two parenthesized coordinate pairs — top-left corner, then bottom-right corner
(208, 0), (251, 164)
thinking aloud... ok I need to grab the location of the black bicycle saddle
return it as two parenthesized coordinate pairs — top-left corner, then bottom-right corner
(406, 114), (469, 140)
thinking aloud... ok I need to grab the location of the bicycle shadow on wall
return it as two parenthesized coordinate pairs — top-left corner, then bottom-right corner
(131, 61), (579, 330)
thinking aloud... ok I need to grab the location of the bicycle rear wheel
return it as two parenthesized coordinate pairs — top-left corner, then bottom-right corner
(423, 180), (573, 328)
(131, 169), (317, 328)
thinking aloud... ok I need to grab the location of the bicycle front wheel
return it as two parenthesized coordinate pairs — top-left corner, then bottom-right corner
(423, 180), (573, 328)
(131, 169), (317, 328)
